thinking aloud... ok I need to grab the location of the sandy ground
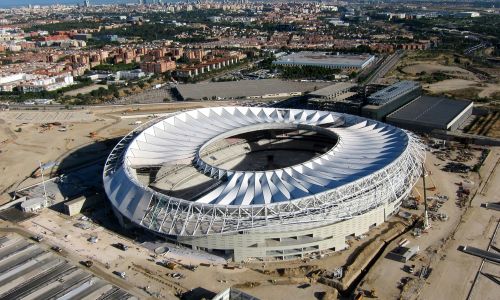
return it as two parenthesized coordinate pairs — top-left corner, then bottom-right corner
(385, 53), (500, 100)
(478, 83), (500, 98)
(402, 63), (479, 81)
(360, 146), (499, 300)
(359, 148), (479, 299)
(418, 147), (500, 300)
(0, 114), (115, 199)
(0, 100), (260, 202)
(424, 79), (479, 93)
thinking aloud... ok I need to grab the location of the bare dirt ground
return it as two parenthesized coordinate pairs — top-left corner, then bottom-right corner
(402, 63), (479, 81)
(0, 100), (254, 203)
(0, 113), (114, 201)
(13, 204), (344, 300)
(478, 84), (500, 99)
(418, 148), (500, 300)
(360, 147), (499, 300)
(425, 79), (479, 93)
(424, 79), (500, 99)
(385, 52), (500, 101)
(359, 148), (478, 299)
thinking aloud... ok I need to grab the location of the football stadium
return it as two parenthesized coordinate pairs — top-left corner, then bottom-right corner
(103, 107), (425, 262)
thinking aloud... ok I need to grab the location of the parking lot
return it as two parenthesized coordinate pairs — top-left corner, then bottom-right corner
(0, 233), (137, 299)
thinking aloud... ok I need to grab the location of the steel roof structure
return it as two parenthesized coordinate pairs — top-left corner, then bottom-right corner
(104, 107), (424, 237)
(368, 80), (421, 106)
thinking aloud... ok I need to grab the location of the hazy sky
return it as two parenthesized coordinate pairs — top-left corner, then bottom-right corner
(0, 0), (134, 8)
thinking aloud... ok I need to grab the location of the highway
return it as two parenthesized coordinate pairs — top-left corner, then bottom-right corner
(363, 50), (403, 86)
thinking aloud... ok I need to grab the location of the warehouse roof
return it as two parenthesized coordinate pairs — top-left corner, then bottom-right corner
(308, 82), (356, 98)
(387, 96), (473, 129)
(274, 52), (374, 68)
(175, 79), (329, 100)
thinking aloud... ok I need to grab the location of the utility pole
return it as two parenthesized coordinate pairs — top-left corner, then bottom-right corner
(39, 161), (48, 206)
(422, 162), (430, 230)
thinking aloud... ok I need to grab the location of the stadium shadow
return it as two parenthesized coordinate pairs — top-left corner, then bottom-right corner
(50, 137), (150, 240)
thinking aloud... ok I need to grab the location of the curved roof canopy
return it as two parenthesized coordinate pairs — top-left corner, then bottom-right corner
(123, 107), (408, 206)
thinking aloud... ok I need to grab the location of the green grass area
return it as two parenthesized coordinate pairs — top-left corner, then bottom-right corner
(399, 15), (500, 40)
(92, 62), (139, 72)
(97, 23), (212, 43)
(419, 71), (453, 84)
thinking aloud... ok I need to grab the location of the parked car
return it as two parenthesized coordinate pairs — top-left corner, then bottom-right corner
(114, 271), (126, 279)
(51, 246), (62, 253)
(32, 235), (44, 242)
(81, 260), (93, 267)
(114, 243), (128, 251)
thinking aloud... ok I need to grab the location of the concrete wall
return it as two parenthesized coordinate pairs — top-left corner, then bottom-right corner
(64, 194), (102, 216)
(448, 103), (473, 131)
(177, 203), (394, 262)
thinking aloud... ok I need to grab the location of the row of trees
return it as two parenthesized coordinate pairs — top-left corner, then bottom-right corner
(92, 62), (139, 72)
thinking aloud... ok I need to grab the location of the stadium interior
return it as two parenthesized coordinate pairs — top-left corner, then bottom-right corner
(136, 128), (338, 201)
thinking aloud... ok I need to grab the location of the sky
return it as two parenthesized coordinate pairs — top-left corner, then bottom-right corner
(0, 0), (135, 8)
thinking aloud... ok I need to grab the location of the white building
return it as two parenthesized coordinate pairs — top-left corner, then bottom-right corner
(20, 197), (47, 212)
(3, 73), (76, 93)
(116, 70), (146, 80)
(454, 12), (480, 18)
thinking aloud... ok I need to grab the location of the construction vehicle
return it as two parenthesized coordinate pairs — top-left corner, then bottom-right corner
(81, 260), (93, 267)
(164, 261), (177, 270)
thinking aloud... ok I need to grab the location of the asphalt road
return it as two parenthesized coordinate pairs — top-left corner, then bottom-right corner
(364, 50), (403, 85)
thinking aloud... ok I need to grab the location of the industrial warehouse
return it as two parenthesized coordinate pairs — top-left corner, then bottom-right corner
(273, 51), (375, 70)
(307, 80), (474, 134)
(361, 80), (423, 121)
(386, 96), (473, 132)
(103, 107), (425, 262)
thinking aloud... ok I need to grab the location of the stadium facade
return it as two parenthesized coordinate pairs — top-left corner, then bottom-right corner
(104, 107), (425, 262)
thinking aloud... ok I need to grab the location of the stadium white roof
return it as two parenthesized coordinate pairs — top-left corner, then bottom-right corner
(123, 107), (408, 205)
(103, 107), (424, 236)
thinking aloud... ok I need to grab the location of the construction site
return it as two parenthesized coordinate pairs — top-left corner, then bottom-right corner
(0, 102), (498, 300)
